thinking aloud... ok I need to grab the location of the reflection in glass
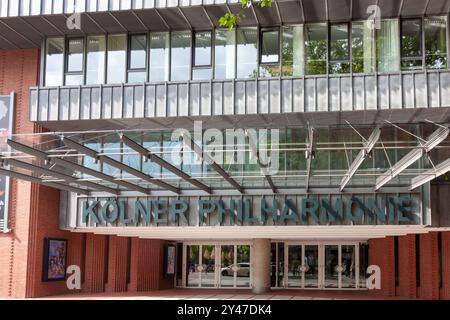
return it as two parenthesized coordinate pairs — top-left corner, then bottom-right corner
(107, 34), (127, 84)
(329, 24), (350, 74)
(215, 29), (235, 79)
(201, 245), (215, 287)
(45, 38), (64, 86)
(305, 24), (327, 75)
(352, 22), (375, 73)
(288, 245), (301, 287)
(149, 32), (170, 82)
(220, 245), (234, 287)
(260, 29), (280, 64)
(324, 245), (339, 288)
(304, 245), (319, 288)
(282, 25), (304, 76)
(359, 244), (368, 288)
(187, 245), (200, 287)
(86, 36), (106, 85)
(341, 245), (356, 288)
(101, 135), (121, 176)
(237, 27), (258, 78)
(194, 31), (212, 66)
(171, 31), (191, 81)
(67, 38), (84, 73)
(376, 20), (400, 72)
(129, 34), (147, 70)
(425, 16), (448, 69)
(401, 19), (422, 70)
(236, 245), (251, 287)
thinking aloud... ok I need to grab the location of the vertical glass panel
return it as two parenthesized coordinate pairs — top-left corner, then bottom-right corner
(359, 243), (368, 288)
(20, 0), (31, 15)
(170, 31), (191, 81)
(220, 245), (234, 287)
(215, 29), (235, 79)
(187, 245), (200, 287)
(341, 245), (356, 288)
(102, 135), (121, 176)
(201, 245), (215, 287)
(236, 245), (251, 287)
(305, 24), (327, 75)
(129, 34), (147, 70)
(193, 69), (213, 80)
(107, 34), (127, 84)
(45, 38), (64, 86)
(128, 71), (147, 83)
(287, 245), (301, 287)
(67, 38), (84, 73)
(282, 25), (304, 76)
(86, 36), (106, 85)
(261, 29), (280, 63)
(329, 24), (350, 74)
(142, 132), (161, 176)
(401, 19), (423, 70)
(304, 245), (319, 288)
(65, 74), (84, 85)
(31, 0), (41, 15)
(8, 0), (19, 15)
(270, 243), (277, 287)
(82, 137), (101, 177)
(425, 16), (448, 69)
(376, 20), (400, 72)
(352, 21), (375, 73)
(150, 32), (169, 82)
(324, 245), (339, 288)
(194, 31), (212, 66)
(237, 27), (258, 78)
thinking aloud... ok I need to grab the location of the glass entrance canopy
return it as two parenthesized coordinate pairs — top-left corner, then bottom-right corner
(1, 123), (449, 195)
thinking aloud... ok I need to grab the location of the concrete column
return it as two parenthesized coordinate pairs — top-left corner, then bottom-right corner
(252, 239), (271, 294)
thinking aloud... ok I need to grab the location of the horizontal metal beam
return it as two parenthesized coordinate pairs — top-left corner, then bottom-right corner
(6, 139), (150, 195)
(5, 158), (119, 195)
(182, 135), (244, 194)
(120, 134), (212, 194)
(340, 127), (381, 191)
(410, 158), (450, 190)
(0, 167), (90, 195)
(61, 137), (181, 194)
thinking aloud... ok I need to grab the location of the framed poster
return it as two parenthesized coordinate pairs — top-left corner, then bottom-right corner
(163, 243), (176, 278)
(0, 92), (14, 233)
(43, 238), (68, 282)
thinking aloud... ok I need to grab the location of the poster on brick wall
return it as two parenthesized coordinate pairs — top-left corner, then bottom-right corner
(0, 93), (14, 233)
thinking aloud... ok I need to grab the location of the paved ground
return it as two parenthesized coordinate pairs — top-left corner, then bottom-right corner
(33, 289), (405, 300)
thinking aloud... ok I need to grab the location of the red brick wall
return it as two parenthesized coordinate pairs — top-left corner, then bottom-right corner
(368, 236), (395, 296)
(418, 232), (440, 299)
(84, 234), (108, 294)
(106, 236), (129, 293)
(397, 234), (416, 298)
(441, 232), (450, 299)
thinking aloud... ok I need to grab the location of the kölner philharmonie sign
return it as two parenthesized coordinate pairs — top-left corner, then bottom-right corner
(79, 194), (423, 227)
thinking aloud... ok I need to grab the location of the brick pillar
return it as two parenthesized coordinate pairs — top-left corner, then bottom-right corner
(441, 232), (450, 300)
(106, 236), (129, 293)
(368, 236), (395, 296)
(419, 233), (439, 299)
(84, 234), (108, 294)
(398, 234), (416, 298)
(128, 238), (174, 292)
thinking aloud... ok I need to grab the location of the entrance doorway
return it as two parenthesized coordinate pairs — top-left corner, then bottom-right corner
(271, 242), (368, 290)
(183, 243), (252, 288)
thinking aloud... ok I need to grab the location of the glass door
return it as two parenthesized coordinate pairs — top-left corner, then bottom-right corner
(323, 245), (339, 288)
(303, 245), (319, 288)
(236, 245), (251, 287)
(186, 245), (201, 287)
(220, 245), (235, 287)
(201, 245), (216, 287)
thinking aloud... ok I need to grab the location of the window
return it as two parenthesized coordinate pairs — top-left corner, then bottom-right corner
(65, 38), (84, 85)
(352, 22), (375, 73)
(260, 28), (280, 77)
(128, 34), (147, 83)
(214, 29), (235, 79)
(282, 25), (304, 76)
(376, 20), (400, 72)
(425, 16), (447, 69)
(170, 31), (191, 81)
(237, 27), (258, 78)
(149, 32), (169, 82)
(45, 38), (64, 86)
(305, 24), (327, 75)
(86, 35), (106, 85)
(193, 31), (213, 80)
(329, 24), (350, 74)
(401, 19), (422, 70)
(107, 34), (127, 84)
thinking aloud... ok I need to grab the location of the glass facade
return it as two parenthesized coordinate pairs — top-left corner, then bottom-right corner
(43, 17), (449, 86)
